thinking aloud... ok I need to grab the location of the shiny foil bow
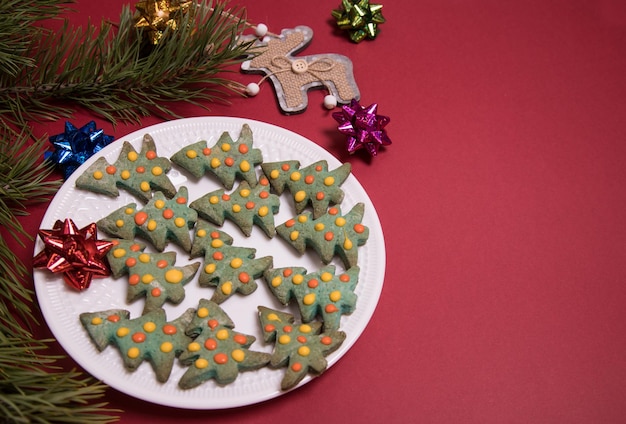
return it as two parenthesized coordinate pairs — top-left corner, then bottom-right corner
(33, 219), (114, 291)
(46, 121), (114, 180)
(134, 0), (193, 45)
(331, 0), (386, 43)
(333, 99), (392, 156)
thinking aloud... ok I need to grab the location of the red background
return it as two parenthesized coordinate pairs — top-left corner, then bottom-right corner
(8, 0), (626, 422)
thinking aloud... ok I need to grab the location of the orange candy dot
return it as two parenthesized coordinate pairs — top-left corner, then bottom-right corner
(210, 231), (220, 239)
(239, 272), (250, 284)
(126, 258), (137, 267)
(146, 150), (157, 160)
(222, 194), (230, 201)
(340, 274), (351, 282)
(213, 353), (228, 364)
(129, 274), (140, 285)
(283, 325), (293, 333)
(283, 269), (293, 277)
(130, 243), (141, 251)
(264, 324), (276, 332)
(315, 165), (323, 172)
(305, 175), (315, 184)
(316, 192), (325, 200)
(308, 279), (319, 288)
(297, 336), (307, 343)
(325, 304), (339, 313)
(324, 232), (334, 241)
(321, 336), (332, 345)
(162, 209), (174, 219)
(238, 144), (249, 154)
(208, 319), (219, 329)
(213, 252), (224, 261)
(205, 339), (218, 350)
(259, 191), (269, 199)
(354, 223), (365, 233)
(245, 201), (255, 209)
(162, 324), (177, 335)
(203, 147), (211, 155)
(176, 197), (187, 204)
(151, 288), (162, 297)
(285, 219), (296, 228)
(107, 314), (121, 322)
(136, 166), (145, 173)
(259, 177), (269, 186)
(291, 362), (302, 372)
(156, 260), (168, 268)
(132, 332), (146, 343)
(224, 157), (235, 167)
(328, 207), (339, 215)
(281, 164), (290, 171)
(234, 334), (247, 345)
(134, 211), (148, 226)
(105, 165), (117, 174)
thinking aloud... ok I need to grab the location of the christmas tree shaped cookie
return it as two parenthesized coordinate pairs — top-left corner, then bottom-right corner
(170, 124), (263, 189)
(258, 306), (346, 390)
(261, 160), (351, 218)
(106, 239), (200, 313)
(276, 203), (369, 269)
(97, 186), (197, 252)
(178, 299), (271, 389)
(263, 265), (359, 332)
(79, 307), (195, 383)
(189, 178), (280, 237)
(189, 220), (273, 304)
(76, 134), (176, 203)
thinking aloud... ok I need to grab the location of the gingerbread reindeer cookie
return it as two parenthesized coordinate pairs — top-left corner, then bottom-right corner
(241, 26), (360, 114)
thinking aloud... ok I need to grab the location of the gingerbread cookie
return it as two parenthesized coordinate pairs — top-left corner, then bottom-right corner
(80, 307), (195, 383)
(276, 203), (369, 269)
(178, 299), (271, 388)
(258, 306), (346, 390)
(189, 220), (273, 304)
(170, 124), (263, 189)
(97, 186), (197, 252)
(76, 134), (176, 203)
(263, 265), (359, 332)
(106, 239), (200, 313)
(189, 178), (280, 238)
(261, 159), (351, 218)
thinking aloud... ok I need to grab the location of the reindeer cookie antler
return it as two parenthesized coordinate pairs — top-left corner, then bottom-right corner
(241, 26), (360, 114)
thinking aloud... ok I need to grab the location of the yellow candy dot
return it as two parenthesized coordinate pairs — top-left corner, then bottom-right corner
(258, 206), (269, 217)
(329, 291), (342, 302)
(290, 171), (301, 181)
(151, 166), (163, 176)
(344, 238), (353, 250)
(125, 207), (134, 215)
(335, 217), (346, 227)
(216, 329), (229, 340)
(239, 160), (250, 172)
(117, 327), (130, 337)
(160, 342), (173, 353)
(154, 200), (165, 209)
(270, 170), (280, 179)
(205, 264), (216, 274)
(211, 239), (223, 248)
(271, 276), (282, 287)
(294, 191), (306, 203)
(267, 313), (280, 322)
(278, 335), (291, 345)
(188, 342), (201, 352)
(221, 143), (231, 152)
(143, 322), (157, 333)
(127, 347), (140, 359)
(174, 217), (186, 228)
(142, 274), (154, 284)
(210, 158), (221, 168)
(93, 171), (103, 180)
(232, 205), (241, 213)
(298, 346), (311, 357)
(196, 229), (207, 237)
(299, 324), (312, 333)
(292, 274), (304, 285)
(209, 195), (219, 204)
(230, 258), (243, 269)
(127, 151), (138, 161)
(113, 248), (126, 258)
(321, 272), (333, 282)
(240, 189), (250, 198)
(231, 349), (245, 362)
(115, 219), (125, 228)
(91, 317), (103, 325)
(290, 231), (299, 241)
(139, 253), (150, 263)
(221, 281), (233, 295)
(197, 308), (209, 318)
(147, 219), (157, 231)
(195, 358), (209, 369)
(186, 150), (197, 159)
(315, 223), (325, 231)
(140, 181), (150, 192)
(297, 215), (308, 223)
(303, 293), (316, 305)
(165, 269), (183, 284)
(121, 170), (131, 180)
(324, 176), (335, 186)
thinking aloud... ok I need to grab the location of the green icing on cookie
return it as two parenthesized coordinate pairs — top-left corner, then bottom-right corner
(76, 134), (176, 203)
(106, 239), (200, 314)
(263, 265), (359, 332)
(261, 160), (351, 218)
(276, 203), (369, 269)
(79, 308), (195, 383)
(258, 306), (345, 391)
(97, 186), (197, 252)
(170, 124), (263, 189)
(189, 179), (280, 238)
(190, 220), (272, 304)
(178, 299), (271, 389)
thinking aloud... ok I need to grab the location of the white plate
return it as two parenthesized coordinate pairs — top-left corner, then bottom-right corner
(34, 117), (385, 409)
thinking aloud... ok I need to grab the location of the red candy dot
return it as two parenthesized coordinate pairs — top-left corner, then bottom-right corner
(245, 201), (255, 209)
(129, 274), (140, 285)
(283, 269), (293, 277)
(264, 324), (276, 332)
(324, 232), (334, 241)
(315, 165), (323, 172)
(205, 339), (217, 350)
(291, 362), (302, 372)
(297, 336), (307, 343)
(130, 243), (141, 251)
(207, 319), (219, 329)
(238, 144), (249, 154)
(222, 194), (230, 201)
(105, 165), (117, 174)
(285, 219), (296, 228)
(213, 252), (224, 261)
(305, 175), (315, 184)
(213, 353), (228, 364)
(234, 334), (247, 345)
(281, 164), (290, 171)
(259, 191), (269, 199)
(176, 197), (187, 204)
(283, 325), (293, 333)
(126, 258), (137, 267)
(162, 324), (177, 335)
(203, 147), (211, 155)
(340, 274), (351, 282)
(321, 336), (332, 345)
(146, 150), (157, 160)
(136, 166), (145, 173)
(325, 304), (339, 313)
(151, 288), (162, 297)
(316, 192), (325, 200)
(238, 272), (250, 284)
(134, 211), (148, 226)
(259, 177), (269, 186)
(156, 260), (168, 268)
(224, 157), (234, 167)
(328, 207), (339, 215)
(107, 314), (121, 322)
(132, 332), (146, 343)
(354, 224), (365, 233)
(211, 231), (220, 239)
(308, 279), (319, 288)
(162, 209), (174, 219)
